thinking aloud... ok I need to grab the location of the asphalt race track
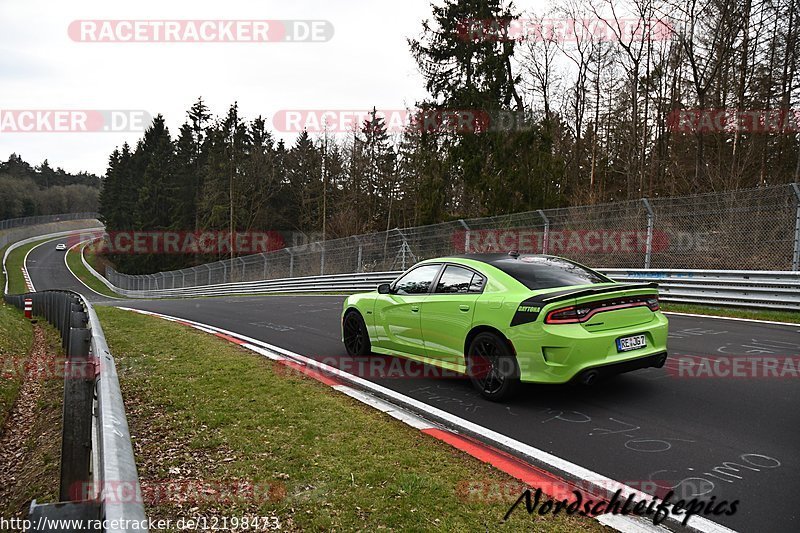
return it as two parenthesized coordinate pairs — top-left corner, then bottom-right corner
(23, 237), (116, 304)
(24, 236), (800, 532)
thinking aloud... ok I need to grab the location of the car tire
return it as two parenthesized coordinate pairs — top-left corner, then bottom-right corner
(466, 332), (520, 402)
(343, 310), (371, 356)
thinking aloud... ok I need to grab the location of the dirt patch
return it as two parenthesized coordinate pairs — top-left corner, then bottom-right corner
(0, 324), (63, 520)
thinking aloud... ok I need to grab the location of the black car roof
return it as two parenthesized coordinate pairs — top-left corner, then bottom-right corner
(447, 253), (551, 265)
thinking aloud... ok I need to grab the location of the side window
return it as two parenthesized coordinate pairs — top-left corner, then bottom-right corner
(435, 265), (485, 294)
(393, 265), (441, 295)
(469, 273), (486, 293)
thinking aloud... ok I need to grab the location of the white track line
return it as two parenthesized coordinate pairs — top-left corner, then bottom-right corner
(664, 311), (799, 328)
(21, 238), (62, 292)
(117, 306), (737, 533)
(64, 240), (124, 300)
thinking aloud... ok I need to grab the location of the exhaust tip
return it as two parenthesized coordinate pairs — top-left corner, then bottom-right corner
(655, 354), (668, 368)
(581, 370), (600, 386)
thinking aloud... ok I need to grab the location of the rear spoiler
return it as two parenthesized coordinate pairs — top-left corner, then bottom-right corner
(534, 282), (659, 306)
(509, 283), (659, 327)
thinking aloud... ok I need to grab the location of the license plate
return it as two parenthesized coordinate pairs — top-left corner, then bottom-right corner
(617, 334), (646, 352)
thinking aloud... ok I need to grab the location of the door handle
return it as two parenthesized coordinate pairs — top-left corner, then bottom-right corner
(459, 305), (470, 312)
(411, 306), (419, 313)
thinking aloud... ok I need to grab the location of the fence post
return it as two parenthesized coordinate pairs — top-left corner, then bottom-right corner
(537, 210), (550, 254)
(320, 242), (326, 275)
(792, 183), (800, 271)
(641, 198), (655, 269)
(355, 237), (363, 273)
(286, 249), (294, 278)
(458, 219), (470, 253)
(263, 254), (269, 280)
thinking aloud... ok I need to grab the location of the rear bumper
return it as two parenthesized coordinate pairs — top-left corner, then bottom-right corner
(569, 351), (668, 384)
(510, 312), (669, 383)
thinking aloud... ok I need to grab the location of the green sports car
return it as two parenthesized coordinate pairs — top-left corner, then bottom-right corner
(341, 253), (668, 401)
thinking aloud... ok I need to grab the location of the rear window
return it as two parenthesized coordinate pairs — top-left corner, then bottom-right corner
(491, 256), (610, 290)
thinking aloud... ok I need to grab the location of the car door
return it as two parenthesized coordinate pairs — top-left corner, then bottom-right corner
(372, 264), (442, 355)
(419, 264), (486, 365)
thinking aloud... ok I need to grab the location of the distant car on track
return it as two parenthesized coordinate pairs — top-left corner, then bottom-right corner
(341, 253), (668, 401)
(55, 243), (66, 251)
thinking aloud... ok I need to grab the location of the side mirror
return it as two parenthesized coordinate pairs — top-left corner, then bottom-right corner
(377, 283), (391, 294)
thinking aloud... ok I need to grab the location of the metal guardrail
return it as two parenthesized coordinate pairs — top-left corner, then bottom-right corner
(96, 265), (800, 311)
(107, 271), (403, 299)
(3, 291), (146, 532)
(604, 269), (800, 311)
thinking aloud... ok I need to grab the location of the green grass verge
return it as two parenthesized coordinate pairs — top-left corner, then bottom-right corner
(97, 306), (605, 532)
(65, 244), (120, 298)
(83, 242), (105, 274)
(4, 238), (54, 295)
(0, 301), (33, 429)
(662, 302), (800, 324)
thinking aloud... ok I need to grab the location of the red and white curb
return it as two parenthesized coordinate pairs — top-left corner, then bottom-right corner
(21, 267), (34, 292)
(117, 307), (735, 533)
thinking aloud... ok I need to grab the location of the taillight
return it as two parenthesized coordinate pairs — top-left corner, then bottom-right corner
(545, 306), (590, 324)
(544, 294), (659, 324)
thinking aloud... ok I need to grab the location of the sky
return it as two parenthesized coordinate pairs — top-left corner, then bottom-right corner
(0, 0), (547, 176)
